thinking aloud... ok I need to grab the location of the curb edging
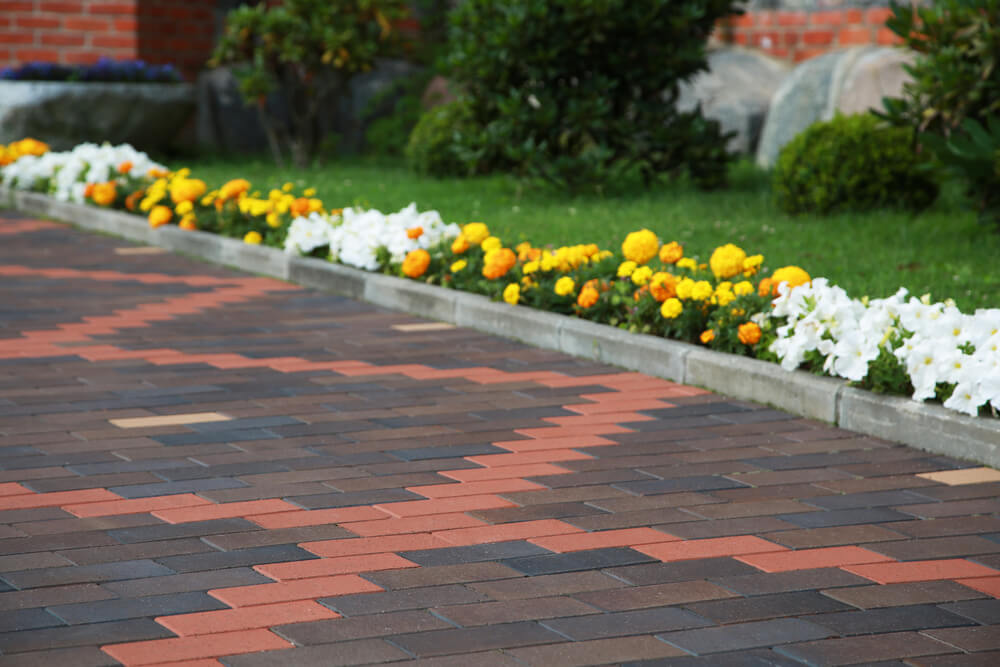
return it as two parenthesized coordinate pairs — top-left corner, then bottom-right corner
(4, 186), (998, 467)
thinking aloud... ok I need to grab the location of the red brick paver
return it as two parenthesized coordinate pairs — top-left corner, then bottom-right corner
(0, 212), (997, 665)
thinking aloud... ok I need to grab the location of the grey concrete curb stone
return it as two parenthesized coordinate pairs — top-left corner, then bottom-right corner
(3, 186), (998, 466)
(686, 349), (842, 424)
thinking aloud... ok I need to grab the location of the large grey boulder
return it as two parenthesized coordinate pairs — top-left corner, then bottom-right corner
(677, 47), (791, 155)
(756, 46), (915, 168)
(0, 81), (194, 152)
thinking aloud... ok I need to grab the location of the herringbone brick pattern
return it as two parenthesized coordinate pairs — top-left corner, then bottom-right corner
(1, 212), (998, 666)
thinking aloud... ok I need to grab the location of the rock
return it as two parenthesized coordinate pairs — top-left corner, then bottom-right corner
(833, 47), (915, 116)
(756, 46), (914, 168)
(0, 81), (194, 152)
(338, 58), (423, 153)
(677, 47), (791, 155)
(195, 67), (270, 154)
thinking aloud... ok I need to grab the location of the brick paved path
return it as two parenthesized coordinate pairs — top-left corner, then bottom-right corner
(1, 211), (999, 666)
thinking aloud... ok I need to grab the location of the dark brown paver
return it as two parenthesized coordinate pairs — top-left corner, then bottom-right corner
(0, 212), (997, 665)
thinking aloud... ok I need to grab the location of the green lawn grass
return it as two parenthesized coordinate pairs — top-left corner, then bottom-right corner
(182, 155), (999, 312)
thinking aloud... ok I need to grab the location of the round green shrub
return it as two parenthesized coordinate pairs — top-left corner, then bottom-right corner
(405, 100), (477, 178)
(773, 113), (939, 215)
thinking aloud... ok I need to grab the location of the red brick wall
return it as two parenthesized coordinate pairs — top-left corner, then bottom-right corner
(0, 0), (215, 81)
(712, 7), (902, 63)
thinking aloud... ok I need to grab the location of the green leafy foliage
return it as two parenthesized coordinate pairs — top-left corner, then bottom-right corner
(922, 115), (1000, 229)
(882, 0), (1000, 136)
(441, 0), (739, 192)
(210, 0), (409, 167)
(773, 113), (939, 215)
(405, 100), (477, 177)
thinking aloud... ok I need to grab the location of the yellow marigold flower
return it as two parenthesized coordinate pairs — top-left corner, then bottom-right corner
(540, 253), (559, 272)
(523, 260), (540, 275)
(743, 254), (764, 277)
(690, 280), (714, 301)
(709, 243), (747, 280)
(175, 200), (193, 216)
(584, 243), (600, 257)
(733, 280), (754, 296)
(147, 167), (169, 179)
(91, 182), (116, 206)
(577, 283), (600, 308)
(178, 215), (197, 231)
(219, 178), (250, 201)
(243, 231), (262, 244)
(676, 257), (697, 272)
(617, 260), (637, 278)
(266, 212), (281, 228)
(503, 283), (520, 305)
(303, 187), (317, 197)
(282, 182), (294, 192)
(515, 241), (533, 258)
(406, 226), (423, 239)
(738, 322), (762, 345)
(169, 178), (207, 204)
(676, 277), (695, 300)
(554, 276), (576, 296)
(200, 191), (217, 206)
(714, 289), (736, 307)
(597, 250), (614, 261)
(450, 259), (467, 273)
(481, 236), (502, 252)
(700, 329), (716, 344)
(731, 308), (745, 317)
(660, 297), (683, 319)
(451, 234), (470, 254)
(649, 272), (677, 302)
(148, 205), (172, 228)
(621, 229), (659, 265)
(402, 249), (431, 278)
(770, 266), (811, 295)
(630, 266), (653, 286)
(659, 241), (683, 264)
(175, 167), (191, 179)
(307, 198), (323, 213)
(462, 222), (490, 245)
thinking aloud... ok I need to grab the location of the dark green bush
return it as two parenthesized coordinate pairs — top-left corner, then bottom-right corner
(773, 113), (939, 215)
(922, 116), (1000, 229)
(405, 100), (477, 177)
(881, 0), (1000, 228)
(882, 0), (999, 136)
(442, 0), (739, 191)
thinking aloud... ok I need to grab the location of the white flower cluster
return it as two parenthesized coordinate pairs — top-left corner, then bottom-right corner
(0, 143), (166, 203)
(285, 202), (460, 271)
(769, 279), (1000, 416)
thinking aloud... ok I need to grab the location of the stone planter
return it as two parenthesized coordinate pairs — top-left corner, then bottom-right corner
(0, 80), (195, 152)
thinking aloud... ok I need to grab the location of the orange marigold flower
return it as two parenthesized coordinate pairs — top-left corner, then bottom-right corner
(290, 197), (311, 217)
(482, 248), (517, 280)
(758, 277), (774, 297)
(402, 249), (431, 278)
(700, 329), (716, 344)
(178, 215), (198, 231)
(406, 226), (423, 240)
(83, 183), (97, 199)
(577, 283), (600, 308)
(738, 322), (762, 345)
(659, 241), (683, 264)
(219, 178), (251, 201)
(117, 161), (133, 174)
(125, 190), (144, 212)
(648, 272), (677, 302)
(91, 182), (116, 207)
(633, 285), (649, 302)
(451, 234), (470, 255)
(169, 178), (207, 204)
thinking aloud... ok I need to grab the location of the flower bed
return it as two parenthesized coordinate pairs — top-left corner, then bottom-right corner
(2, 141), (997, 419)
